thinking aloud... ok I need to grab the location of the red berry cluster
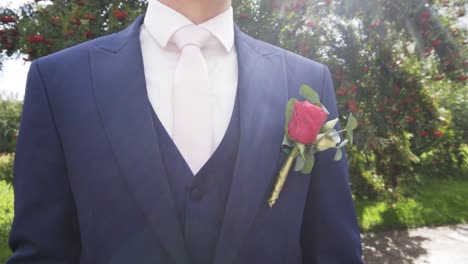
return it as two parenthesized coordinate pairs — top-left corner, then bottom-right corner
(336, 84), (360, 113)
(113, 10), (128, 21)
(0, 16), (16, 23)
(27, 34), (44, 43)
(0, 15), (18, 52)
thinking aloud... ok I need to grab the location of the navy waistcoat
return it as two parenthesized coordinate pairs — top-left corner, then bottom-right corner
(150, 90), (240, 264)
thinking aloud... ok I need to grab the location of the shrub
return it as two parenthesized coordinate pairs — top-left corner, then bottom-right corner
(0, 153), (14, 184)
(0, 180), (13, 262)
(0, 98), (22, 154)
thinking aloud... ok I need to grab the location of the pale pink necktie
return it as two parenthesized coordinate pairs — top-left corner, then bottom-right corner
(170, 24), (214, 175)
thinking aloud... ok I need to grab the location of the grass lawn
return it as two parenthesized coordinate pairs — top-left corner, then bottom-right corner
(0, 180), (13, 263)
(355, 176), (468, 232)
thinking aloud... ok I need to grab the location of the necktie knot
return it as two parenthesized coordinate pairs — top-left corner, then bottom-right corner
(171, 24), (212, 51)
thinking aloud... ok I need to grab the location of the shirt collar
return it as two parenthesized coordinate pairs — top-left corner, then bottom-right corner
(143, 0), (234, 52)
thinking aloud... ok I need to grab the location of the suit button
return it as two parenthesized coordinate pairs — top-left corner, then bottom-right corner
(190, 187), (204, 201)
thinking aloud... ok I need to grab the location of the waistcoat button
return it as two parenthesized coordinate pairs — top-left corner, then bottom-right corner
(190, 187), (204, 201)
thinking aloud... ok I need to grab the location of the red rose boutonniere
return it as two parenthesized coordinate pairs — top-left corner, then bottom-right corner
(268, 85), (358, 207)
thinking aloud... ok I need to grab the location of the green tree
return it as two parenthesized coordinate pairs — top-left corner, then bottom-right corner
(1, 0), (466, 198)
(235, 0), (467, 199)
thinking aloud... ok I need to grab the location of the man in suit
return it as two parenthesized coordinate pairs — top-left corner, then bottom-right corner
(8, 0), (363, 263)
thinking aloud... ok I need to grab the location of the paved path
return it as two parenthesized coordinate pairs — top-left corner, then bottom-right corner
(362, 224), (468, 264)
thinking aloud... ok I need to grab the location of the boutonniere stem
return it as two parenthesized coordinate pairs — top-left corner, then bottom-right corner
(268, 144), (299, 207)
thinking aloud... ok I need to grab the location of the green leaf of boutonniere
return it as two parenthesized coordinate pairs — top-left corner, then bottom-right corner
(300, 85), (321, 106)
(346, 113), (358, 131)
(294, 155), (305, 172)
(328, 128), (341, 143)
(285, 98), (297, 136)
(301, 149), (315, 174)
(285, 99), (297, 124)
(337, 139), (349, 149)
(334, 148), (343, 161)
(321, 118), (339, 133)
(315, 136), (337, 151)
(298, 143), (306, 160)
(346, 113), (358, 144)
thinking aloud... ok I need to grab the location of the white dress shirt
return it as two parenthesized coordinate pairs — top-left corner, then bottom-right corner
(140, 0), (239, 160)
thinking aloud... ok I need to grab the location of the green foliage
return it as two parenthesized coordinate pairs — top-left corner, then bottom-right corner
(355, 176), (468, 232)
(417, 144), (468, 179)
(0, 180), (13, 262)
(1, 0), (466, 199)
(231, 0), (467, 198)
(0, 153), (14, 184)
(0, 98), (22, 154)
(1, 0), (146, 61)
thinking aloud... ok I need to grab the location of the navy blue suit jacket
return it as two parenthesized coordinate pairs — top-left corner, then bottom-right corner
(8, 15), (363, 264)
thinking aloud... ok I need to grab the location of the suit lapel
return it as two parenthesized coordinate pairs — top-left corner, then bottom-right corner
(213, 24), (288, 264)
(89, 16), (190, 264)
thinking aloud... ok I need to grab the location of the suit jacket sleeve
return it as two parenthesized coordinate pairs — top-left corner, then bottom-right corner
(8, 60), (81, 263)
(300, 65), (363, 263)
